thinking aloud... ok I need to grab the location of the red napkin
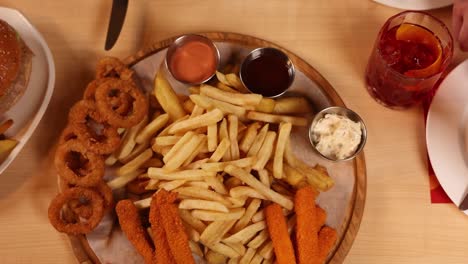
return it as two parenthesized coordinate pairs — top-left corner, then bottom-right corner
(423, 94), (451, 203)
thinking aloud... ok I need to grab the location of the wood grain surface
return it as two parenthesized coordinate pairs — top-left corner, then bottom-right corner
(0, 1), (467, 264)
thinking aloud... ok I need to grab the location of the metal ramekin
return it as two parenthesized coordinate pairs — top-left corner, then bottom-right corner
(239, 47), (295, 98)
(308, 106), (367, 162)
(165, 34), (220, 85)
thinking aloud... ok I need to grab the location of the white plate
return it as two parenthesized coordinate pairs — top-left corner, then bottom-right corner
(373, 0), (452, 10)
(426, 59), (468, 215)
(0, 7), (55, 174)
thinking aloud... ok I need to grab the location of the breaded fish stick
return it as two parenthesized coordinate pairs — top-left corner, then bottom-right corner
(265, 203), (297, 264)
(295, 186), (320, 264)
(318, 226), (337, 262)
(115, 200), (154, 264)
(156, 190), (196, 264)
(149, 191), (176, 264)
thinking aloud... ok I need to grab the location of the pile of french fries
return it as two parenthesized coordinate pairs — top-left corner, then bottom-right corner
(106, 67), (335, 263)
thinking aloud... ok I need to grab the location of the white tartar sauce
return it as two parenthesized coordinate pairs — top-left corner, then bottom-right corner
(311, 114), (362, 160)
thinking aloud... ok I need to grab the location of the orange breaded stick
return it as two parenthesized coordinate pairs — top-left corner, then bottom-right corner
(318, 226), (337, 262)
(149, 191), (176, 264)
(316, 205), (327, 228)
(115, 200), (154, 264)
(295, 186), (320, 264)
(156, 190), (196, 264)
(265, 203), (297, 264)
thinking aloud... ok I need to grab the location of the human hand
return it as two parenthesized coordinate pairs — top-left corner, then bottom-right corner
(453, 0), (468, 51)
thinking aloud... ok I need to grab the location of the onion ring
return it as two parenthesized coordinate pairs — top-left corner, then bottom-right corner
(55, 139), (105, 187)
(59, 125), (79, 145)
(48, 187), (104, 235)
(95, 79), (148, 128)
(60, 180), (114, 218)
(68, 100), (121, 155)
(96, 57), (134, 80)
(84, 78), (132, 115)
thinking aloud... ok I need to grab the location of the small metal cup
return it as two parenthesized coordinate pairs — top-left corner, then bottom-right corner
(239, 47), (295, 98)
(165, 34), (220, 85)
(309, 106), (367, 162)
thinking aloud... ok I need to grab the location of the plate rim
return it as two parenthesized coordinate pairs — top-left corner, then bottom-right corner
(0, 7), (56, 174)
(426, 59), (468, 215)
(66, 32), (367, 264)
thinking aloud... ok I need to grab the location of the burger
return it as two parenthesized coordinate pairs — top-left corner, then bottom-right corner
(0, 19), (33, 114)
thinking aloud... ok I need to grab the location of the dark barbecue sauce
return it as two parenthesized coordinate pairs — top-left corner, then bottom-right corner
(241, 54), (292, 97)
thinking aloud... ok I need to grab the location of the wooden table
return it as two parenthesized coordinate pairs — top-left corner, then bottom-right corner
(0, 1), (467, 263)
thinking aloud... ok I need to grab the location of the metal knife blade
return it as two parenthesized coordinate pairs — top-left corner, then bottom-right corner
(460, 193), (468, 211)
(105, 0), (128, 50)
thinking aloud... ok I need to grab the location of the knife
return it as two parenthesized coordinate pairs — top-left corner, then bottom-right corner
(460, 193), (468, 211)
(105, 0), (128, 50)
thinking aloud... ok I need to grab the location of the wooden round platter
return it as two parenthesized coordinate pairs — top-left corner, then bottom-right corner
(68, 32), (367, 264)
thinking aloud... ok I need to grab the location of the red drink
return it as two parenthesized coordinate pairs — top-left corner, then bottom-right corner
(366, 12), (453, 108)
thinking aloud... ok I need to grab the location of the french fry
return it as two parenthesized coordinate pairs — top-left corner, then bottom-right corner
(105, 154), (118, 166)
(154, 68), (186, 121)
(200, 220), (236, 246)
(108, 169), (144, 190)
(273, 97), (313, 114)
(189, 240), (204, 257)
(164, 134), (204, 171)
(184, 180), (210, 189)
(284, 141), (334, 191)
(271, 183), (294, 197)
(228, 115), (240, 160)
(179, 209), (207, 233)
(207, 243), (240, 259)
(223, 221), (266, 244)
(224, 165), (293, 210)
(252, 131), (277, 171)
(206, 250), (228, 264)
(251, 209), (264, 223)
(227, 197), (247, 208)
(258, 242), (274, 260)
(179, 199), (229, 213)
(174, 187), (231, 206)
(148, 168), (214, 181)
(232, 199), (261, 233)
(188, 86), (200, 95)
(183, 222), (201, 242)
(117, 149), (153, 176)
(182, 135), (207, 167)
(116, 116), (148, 160)
(155, 136), (181, 146)
(207, 124), (218, 152)
(247, 229), (269, 249)
(247, 111), (308, 127)
(239, 247), (256, 264)
(185, 158), (209, 169)
(133, 196), (152, 209)
(255, 98), (275, 113)
(224, 242), (246, 256)
(191, 208), (245, 221)
(224, 176), (243, 189)
(283, 163), (305, 186)
(204, 175), (228, 195)
(200, 85), (262, 106)
(168, 109), (223, 134)
(246, 124), (269, 157)
(201, 157), (256, 172)
(141, 157), (163, 168)
(190, 94), (247, 117)
(249, 254), (263, 264)
(216, 71), (230, 86)
(227, 258), (240, 264)
(216, 82), (238, 93)
(159, 179), (187, 191)
(239, 122), (261, 153)
(190, 105), (204, 118)
(273, 122), (292, 178)
(119, 141), (151, 164)
(135, 113), (169, 144)
(183, 99), (196, 113)
(162, 131), (195, 163)
(229, 186), (267, 200)
(218, 119), (232, 161)
(225, 73), (249, 93)
(158, 115), (189, 137)
(258, 169), (271, 187)
(145, 179), (159, 190)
